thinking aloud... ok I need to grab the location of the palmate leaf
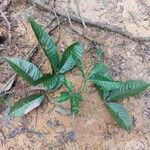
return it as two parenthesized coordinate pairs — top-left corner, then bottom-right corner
(89, 62), (116, 98)
(106, 102), (132, 130)
(88, 62), (112, 80)
(71, 42), (83, 72)
(43, 74), (64, 91)
(8, 94), (44, 117)
(29, 19), (60, 73)
(33, 73), (64, 91)
(58, 43), (79, 74)
(89, 63), (121, 91)
(95, 85), (110, 100)
(91, 77), (122, 91)
(32, 73), (52, 86)
(5, 57), (42, 85)
(56, 91), (71, 103)
(107, 80), (149, 102)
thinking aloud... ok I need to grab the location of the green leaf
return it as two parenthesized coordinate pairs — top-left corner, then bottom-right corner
(56, 91), (71, 103)
(107, 80), (149, 102)
(95, 85), (110, 100)
(8, 94), (44, 117)
(29, 19), (60, 73)
(58, 43), (79, 73)
(91, 78), (122, 91)
(5, 57), (42, 85)
(89, 62), (115, 98)
(32, 73), (52, 85)
(89, 62), (112, 80)
(43, 74), (64, 91)
(106, 102), (132, 130)
(71, 42), (83, 72)
(32, 73), (64, 91)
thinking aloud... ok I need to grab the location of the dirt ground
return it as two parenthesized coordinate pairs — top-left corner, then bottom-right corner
(0, 0), (150, 150)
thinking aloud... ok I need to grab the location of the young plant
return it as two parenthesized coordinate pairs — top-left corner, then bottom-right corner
(4, 19), (83, 117)
(56, 78), (83, 115)
(2, 19), (149, 132)
(88, 47), (149, 131)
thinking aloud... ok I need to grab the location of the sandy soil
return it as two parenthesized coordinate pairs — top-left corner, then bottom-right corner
(0, 0), (150, 150)
(56, 0), (150, 38)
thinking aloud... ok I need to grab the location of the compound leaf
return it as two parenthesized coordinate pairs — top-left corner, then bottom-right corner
(71, 43), (83, 72)
(89, 62), (116, 98)
(107, 80), (149, 102)
(5, 57), (42, 85)
(95, 85), (110, 100)
(91, 78), (122, 91)
(32, 73), (52, 86)
(89, 62), (112, 80)
(29, 19), (60, 73)
(106, 102), (132, 130)
(8, 94), (44, 117)
(43, 74), (64, 91)
(32, 73), (64, 91)
(56, 91), (71, 103)
(58, 43), (78, 73)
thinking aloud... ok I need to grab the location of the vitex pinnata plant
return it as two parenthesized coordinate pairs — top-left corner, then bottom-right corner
(88, 46), (149, 131)
(3, 19), (83, 117)
(2, 19), (149, 131)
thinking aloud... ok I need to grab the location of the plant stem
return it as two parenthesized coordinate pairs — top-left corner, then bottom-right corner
(79, 77), (88, 94)
(72, 113), (76, 138)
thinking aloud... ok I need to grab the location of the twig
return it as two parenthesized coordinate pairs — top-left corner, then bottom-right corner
(0, 0), (12, 9)
(139, 41), (150, 51)
(56, 12), (150, 42)
(25, 43), (39, 60)
(51, 0), (61, 44)
(65, 7), (100, 45)
(0, 74), (16, 93)
(35, 108), (38, 127)
(2, 87), (45, 95)
(128, 11), (139, 27)
(31, 0), (150, 42)
(51, 0), (60, 29)
(0, 129), (6, 145)
(74, 0), (86, 30)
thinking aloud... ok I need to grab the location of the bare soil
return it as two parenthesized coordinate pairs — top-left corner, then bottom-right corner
(0, 0), (150, 150)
